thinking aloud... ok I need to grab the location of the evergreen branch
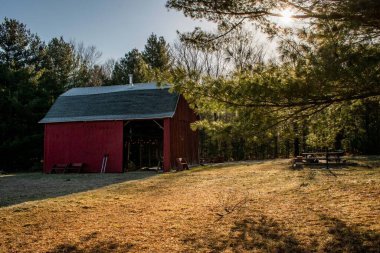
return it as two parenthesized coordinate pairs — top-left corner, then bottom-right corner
(181, 84), (380, 109)
(208, 18), (247, 43)
(251, 103), (332, 135)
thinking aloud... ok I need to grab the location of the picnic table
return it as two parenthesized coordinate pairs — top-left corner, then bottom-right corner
(293, 151), (345, 168)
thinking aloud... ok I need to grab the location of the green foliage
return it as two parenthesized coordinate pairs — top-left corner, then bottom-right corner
(0, 17), (44, 69)
(0, 18), (111, 170)
(40, 37), (75, 98)
(0, 18), (46, 170)
(112, 34), (172, 84)
(167, 0), (380, 157)
(166, 0), (380, 40)
(112, 49), (151, 84)
(143, 33), (171, 71)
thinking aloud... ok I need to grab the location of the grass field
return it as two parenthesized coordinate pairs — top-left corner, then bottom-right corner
(1, 158), (380, 252)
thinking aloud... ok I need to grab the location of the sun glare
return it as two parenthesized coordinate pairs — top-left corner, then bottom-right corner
(279, 8), (294, 25)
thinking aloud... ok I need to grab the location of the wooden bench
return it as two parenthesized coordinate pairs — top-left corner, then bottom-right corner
(51, 163), (69, 173)
(66, 163), (84, 173)
(176, 158), (189, 171)
(51, 163), (83, 173)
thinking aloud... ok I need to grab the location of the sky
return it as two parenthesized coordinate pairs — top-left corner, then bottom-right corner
(0, 0), (215, 62)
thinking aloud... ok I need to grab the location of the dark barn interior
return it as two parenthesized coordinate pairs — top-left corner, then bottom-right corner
(123, 120), (163, 171)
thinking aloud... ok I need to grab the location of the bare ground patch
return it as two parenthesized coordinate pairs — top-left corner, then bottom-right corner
(0, 171), (156, 207)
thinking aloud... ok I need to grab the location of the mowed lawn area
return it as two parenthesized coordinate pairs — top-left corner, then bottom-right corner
(1, 159), (380, 253)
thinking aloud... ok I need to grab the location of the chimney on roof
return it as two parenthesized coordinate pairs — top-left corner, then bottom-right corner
(128, 74), (133, 86)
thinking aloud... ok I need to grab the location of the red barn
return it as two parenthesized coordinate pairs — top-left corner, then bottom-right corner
(39, 83), (199, 173)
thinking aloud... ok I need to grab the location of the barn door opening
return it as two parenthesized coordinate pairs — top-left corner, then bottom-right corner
(123, 120), (163, 171)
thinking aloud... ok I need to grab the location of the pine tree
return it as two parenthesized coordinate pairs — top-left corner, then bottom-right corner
(143, 33), (171, 71)
(112, 49), (150, 84)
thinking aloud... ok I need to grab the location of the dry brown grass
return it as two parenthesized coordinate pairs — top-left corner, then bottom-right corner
(1, 159), (380, 252)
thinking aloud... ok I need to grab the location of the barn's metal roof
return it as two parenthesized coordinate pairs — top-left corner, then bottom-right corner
(39, 83), (179, 123)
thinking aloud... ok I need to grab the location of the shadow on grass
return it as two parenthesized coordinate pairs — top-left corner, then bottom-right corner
(183, 215), (380, 252)
(347, 155), (380, 167)
(0, 171), (157, 207)
(183, 215), (308, 252)
(320, 215), (380, 253)
(224, 216), (307, 253)
(173, 160), (268, 176)
(49, 239), (134, 253)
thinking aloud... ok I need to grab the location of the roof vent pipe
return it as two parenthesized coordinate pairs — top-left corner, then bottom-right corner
(128, 74), (133, 86)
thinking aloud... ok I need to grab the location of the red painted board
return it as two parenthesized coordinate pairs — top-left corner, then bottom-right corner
(163, 118), (171, 172)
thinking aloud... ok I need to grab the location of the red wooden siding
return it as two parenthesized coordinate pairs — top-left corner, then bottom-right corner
(166, 96), (199, 169)
(43, 121), (123, 173)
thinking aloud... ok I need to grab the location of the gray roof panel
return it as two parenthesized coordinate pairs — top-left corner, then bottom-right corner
(62, 82), (170, 96)
(39, 83), (179, 123)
